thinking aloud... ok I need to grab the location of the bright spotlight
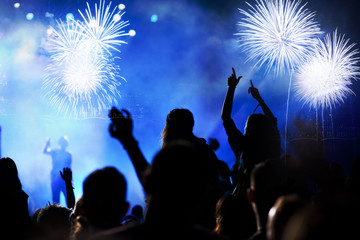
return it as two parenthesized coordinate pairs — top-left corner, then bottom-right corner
(66, 13), (74, 21)
(129, 29), (136, 37)
(150, 14), (158, 23)
(14, 3), (20, 8)
(26, 13), (34, 20)
(118, 4), (125, 10)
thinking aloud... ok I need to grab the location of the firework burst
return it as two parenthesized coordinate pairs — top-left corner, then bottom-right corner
(237, 0), (322, 74)
(294, 30), (360, 109)
(43, 0), (131, 119)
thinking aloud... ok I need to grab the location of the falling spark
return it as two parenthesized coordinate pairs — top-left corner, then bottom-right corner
(294, 30), (360, 109)
(237, 0), (322, 74)
(43, 0), (131, 119)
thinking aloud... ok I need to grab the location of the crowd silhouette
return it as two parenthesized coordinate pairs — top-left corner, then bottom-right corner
(1, 68), (360, 240)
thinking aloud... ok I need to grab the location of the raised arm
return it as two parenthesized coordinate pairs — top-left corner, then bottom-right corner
(109, 107), (149, 188)
(248, 80), (275, 120)
(60, 167), (75, 209)
(221, 68), (242, 121)
(42, 138), (51, 154)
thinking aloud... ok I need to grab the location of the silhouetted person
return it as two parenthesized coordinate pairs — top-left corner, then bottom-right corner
(161, 109), (222, 197)
(32, 203), (72, 240)
(91, 141), (228, 240)
(208, 137), (233, 195)
(161, 108), (206, 148)
(0, 157), (30, 240)
(247, 159), (289, 240)
(82, 166), (129, 234)
(43, 136), (72, 204)
(109, 107), (222, 202)
(221, 68), (281, 197)
(214, 194), (256, 240)
(266, 194), (307, 240)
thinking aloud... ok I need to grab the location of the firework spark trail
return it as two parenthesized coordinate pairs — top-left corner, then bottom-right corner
(43, 0), (131, 119)
(237, 0), (323, 75)
(294, 30), (360, 110)
(78, 1), (130, 55)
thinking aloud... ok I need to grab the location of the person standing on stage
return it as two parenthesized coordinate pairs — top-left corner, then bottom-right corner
(43, 136), (72, 204)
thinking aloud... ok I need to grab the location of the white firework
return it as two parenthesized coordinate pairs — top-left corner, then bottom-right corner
(237, 0), (323, 74)
(43, 0), (131, 119)
(294, 30), (360, 109)
(78, 0), (130, 55)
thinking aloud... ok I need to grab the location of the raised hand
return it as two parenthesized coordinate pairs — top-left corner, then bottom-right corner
(60, 167), (72, 184)
(248, 80), (261, 101)
(60, 167), (75, 209)
(43, 137), (52, 154)
(109, 107), (133, 144)
(108, 107), (149, 187)
(228, 68), (242, 88)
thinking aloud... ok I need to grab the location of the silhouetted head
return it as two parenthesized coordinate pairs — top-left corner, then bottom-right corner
(0, 157), (22, 190)
(242, 114), (281, 169)
(248, 160), (290, 229)
(58, 136), (69, 149)
(215, 194), (255, 239)
(267, 194), (307, 240)
(146, 140), (207, 200)
(161, 109), (195, 147)
(245, 113), (275, 138)
(36, 203), (72, 240)
(82, 167), (129, 229)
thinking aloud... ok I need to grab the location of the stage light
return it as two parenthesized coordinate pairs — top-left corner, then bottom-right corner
(66, 13), (74, 21)
(14, 3), (20, 8)
(151, 14), (158, 23)
(129, 29), (136, 36)
(118, 4), (125, 10)
(26, 13), (34, 20)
